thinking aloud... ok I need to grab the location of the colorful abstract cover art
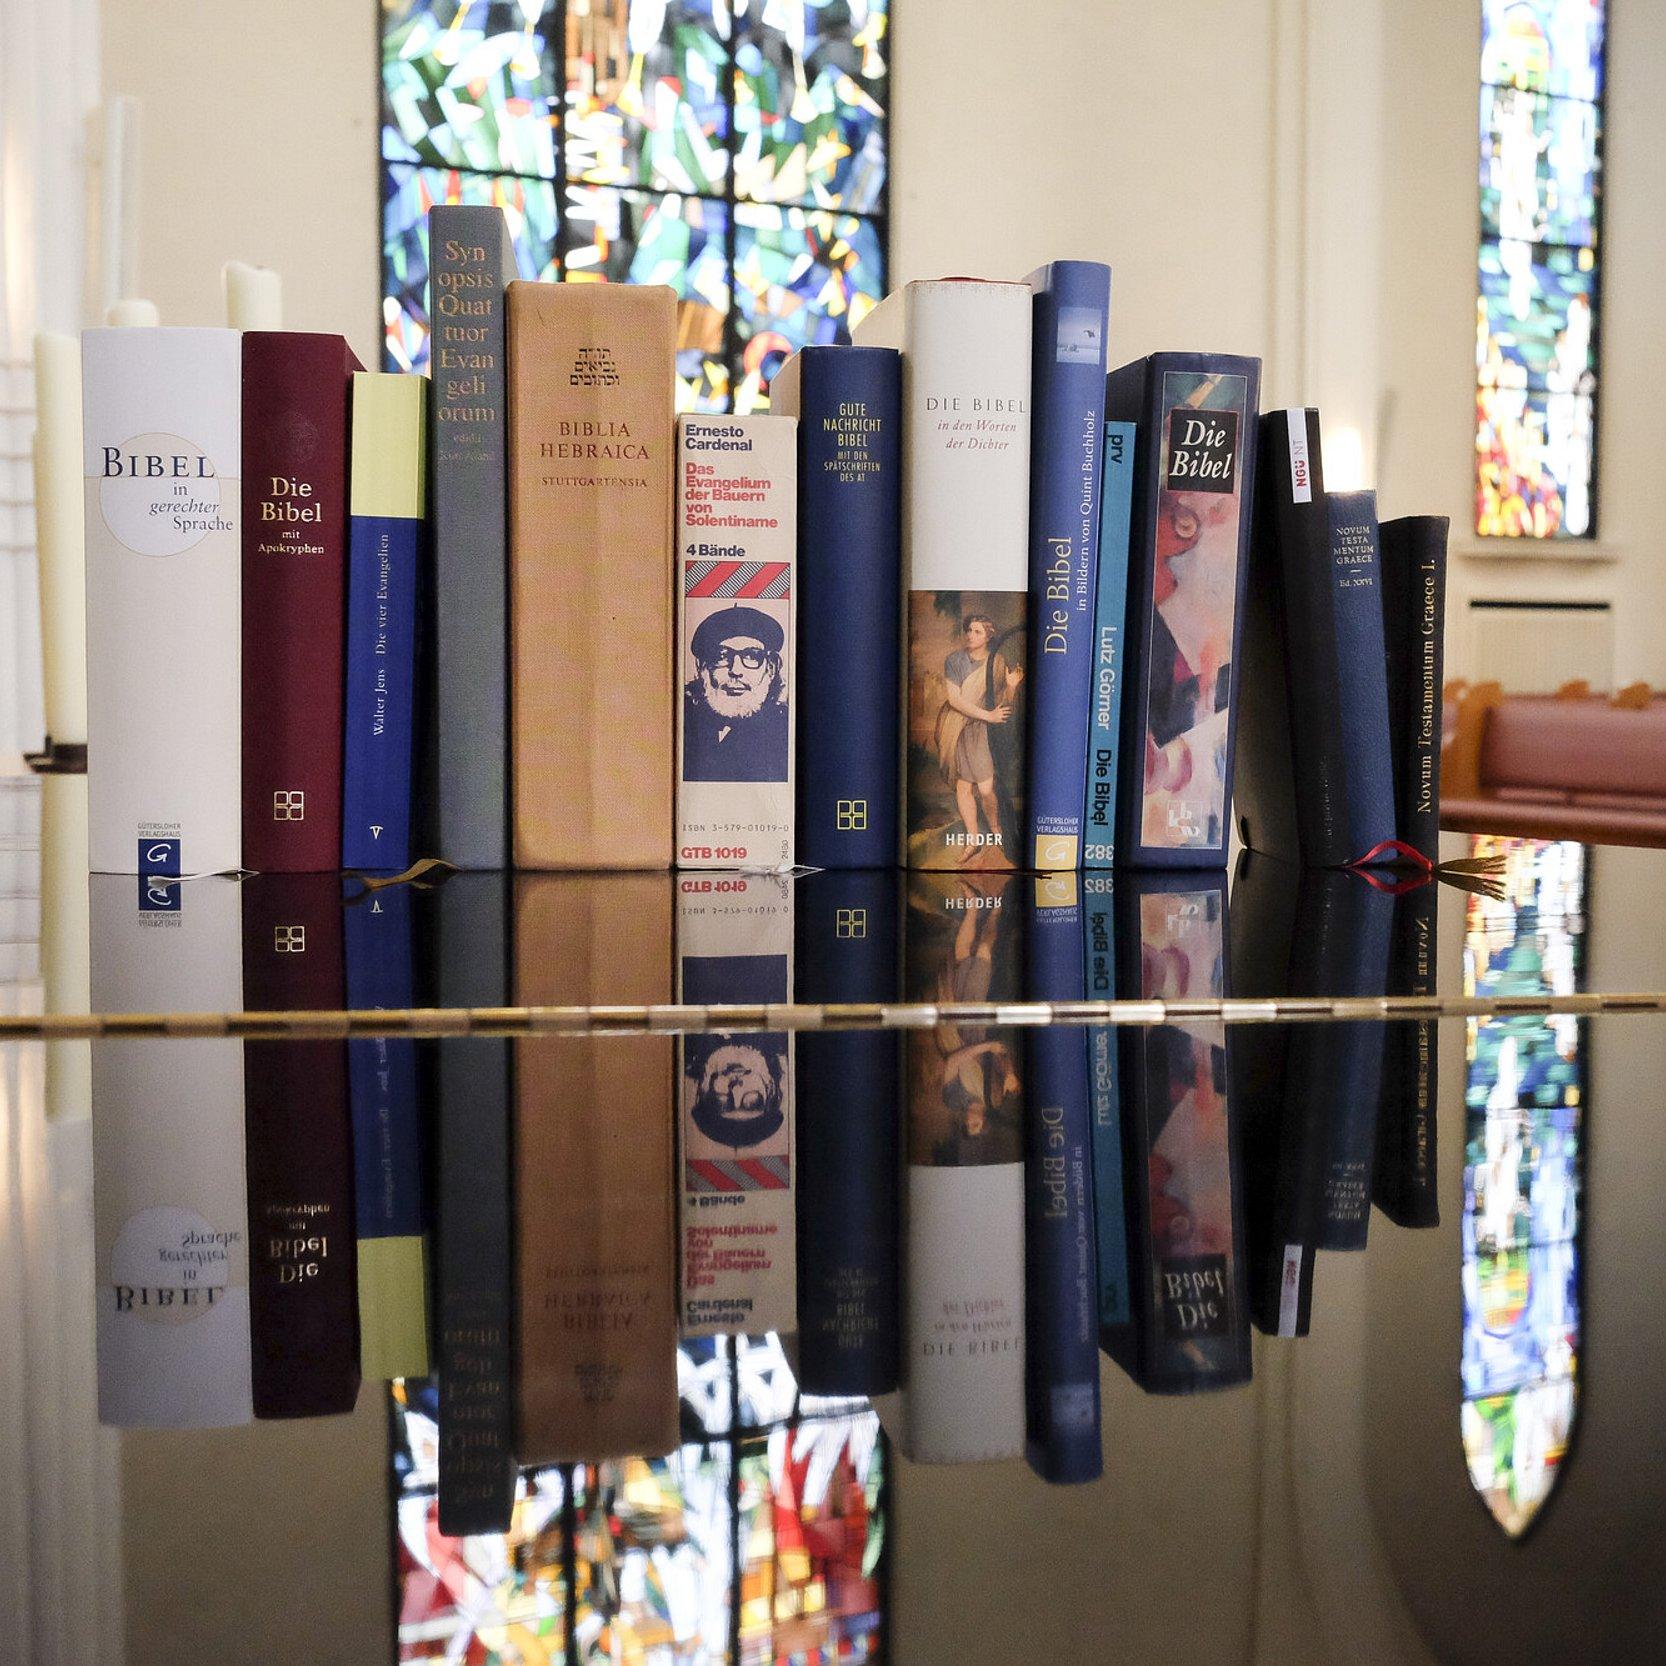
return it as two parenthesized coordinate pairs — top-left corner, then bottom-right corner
(1461, 835), (1584, 1537)
(380, 0), (888, 407)
(1132, 886), (1239, 1380)
(904, 871), (1025, 1167)
(906, 592), (1027, 870)
(1138, 372), (1250, 854)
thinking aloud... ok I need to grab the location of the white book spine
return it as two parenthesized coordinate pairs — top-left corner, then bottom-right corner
(675, 415), (796, 871)
(91, 874), (251, 1428)
(853, 280), (1032, 868)
(82, 327), (241, 875)
(677, 872), (796, 1338)
(897, 1161), (1025, 1463)
(852, 280), (1032, 594)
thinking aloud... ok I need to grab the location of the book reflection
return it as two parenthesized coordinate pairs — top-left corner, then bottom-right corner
(1103, 873), (1249, 1394)
(1231, 856), (1439, 1339)
(794, 870), (901, 1399)
(513, 874), (678, 1466)
(876, 871), (1027, 1464)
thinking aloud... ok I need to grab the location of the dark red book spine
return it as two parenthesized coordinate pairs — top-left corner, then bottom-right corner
(241, 333), (359, 872)
(242, 873), (359, 1418)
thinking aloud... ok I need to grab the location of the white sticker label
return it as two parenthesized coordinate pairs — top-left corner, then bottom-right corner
(1286, 409), (1312, 504)
(1278, 1243), (1303, 1336)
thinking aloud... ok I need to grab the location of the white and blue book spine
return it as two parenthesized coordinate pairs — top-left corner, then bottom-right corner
(82, 327), (242, 876)
(1083, 421), (1136, 866)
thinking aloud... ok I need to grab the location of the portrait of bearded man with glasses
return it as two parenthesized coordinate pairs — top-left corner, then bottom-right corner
(682, 603), (790, 782)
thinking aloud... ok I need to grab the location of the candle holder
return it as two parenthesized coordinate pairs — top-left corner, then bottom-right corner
(25, 739), (88, 775)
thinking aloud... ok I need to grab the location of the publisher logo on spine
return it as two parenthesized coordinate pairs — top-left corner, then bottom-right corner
(99, 431), (230, 557)
(138, 837), (181, 876)
(1165, 409), (1238, 494)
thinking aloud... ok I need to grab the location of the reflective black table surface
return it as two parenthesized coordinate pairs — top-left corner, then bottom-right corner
(1, 778), (1659, 1664)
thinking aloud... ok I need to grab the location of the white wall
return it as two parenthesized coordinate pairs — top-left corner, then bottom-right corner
(100, 0), (380, 367)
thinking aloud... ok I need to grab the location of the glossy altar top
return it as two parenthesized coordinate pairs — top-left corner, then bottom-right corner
(3, 818), (1661, 1663)
(3, 772), (1665, 1034)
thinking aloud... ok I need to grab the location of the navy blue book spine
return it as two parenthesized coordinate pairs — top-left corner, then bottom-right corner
(1286, 869), (1394, 1249)
(786, 346), (902, 868)
(1105, 353), (1261, 867)
(342, 513), (422, 870)
(1323, 490), (1397, 863)
(344, 882), (423, 1246)
(793, 868), (901, 1396)
(1024, 262), (1111, 870)
(1025, 873), (1102, 1482)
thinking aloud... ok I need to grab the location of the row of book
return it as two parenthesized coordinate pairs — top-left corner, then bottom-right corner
(92, 858), (1439, 1509)
(79, 205), (1446, 880)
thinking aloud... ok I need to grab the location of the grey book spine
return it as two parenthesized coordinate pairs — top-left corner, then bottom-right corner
(424, 872), (517, 1535)
(427, 206), (516, 867)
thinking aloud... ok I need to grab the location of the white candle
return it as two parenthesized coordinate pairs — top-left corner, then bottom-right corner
(223, 261), (282, 331)
(32, 332), (86, 749)
(104, 299), (159, 327)
(41, 772), (91, 1124)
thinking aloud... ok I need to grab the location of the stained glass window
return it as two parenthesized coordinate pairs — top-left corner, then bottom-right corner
(392, 1334), (887, 1661)
(1475, 1), (1604, 539)
(381, 0), (890, 412)
(1460, 837), (1584, 1537)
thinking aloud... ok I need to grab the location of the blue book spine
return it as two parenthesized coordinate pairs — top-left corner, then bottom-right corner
(1024, 262), (1111, 870)
(785, 346), (902, 868)
(793, 869), (901, 1396)
(1082, 421), (1136, 866)
(342, 514), (421, 870)
(1324, 491), (1398, 863)
(344, 884), (423, 1244)
(1025, 873), (1103, 1483)
(1106, 353), (1261, 868)
(1083, 874), (1129, 1328)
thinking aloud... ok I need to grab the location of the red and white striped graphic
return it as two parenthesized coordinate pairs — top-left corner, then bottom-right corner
(686, 1155), (790, 1192)
(684, 559), (791, 599)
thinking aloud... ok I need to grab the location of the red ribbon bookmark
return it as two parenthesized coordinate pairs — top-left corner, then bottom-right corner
(1349, 839), (1435, 873)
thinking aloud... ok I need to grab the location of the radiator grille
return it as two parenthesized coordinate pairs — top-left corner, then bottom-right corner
(1466, 600), (1615, 693)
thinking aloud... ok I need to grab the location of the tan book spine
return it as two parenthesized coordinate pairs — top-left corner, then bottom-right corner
(507, 283), (676, 869)
(675, 415), (797, 870)
(513, 873), (677, 1463)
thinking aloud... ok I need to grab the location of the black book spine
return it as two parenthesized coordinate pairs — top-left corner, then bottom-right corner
(1254, 409), (1350, 862)
(1379, 516), (1449, 866)
(1227, 850), (1317, 1337)
(427, 206), (516, 868)
(1374, 880), (1441, 1228)
(424, 872), (518, 1536)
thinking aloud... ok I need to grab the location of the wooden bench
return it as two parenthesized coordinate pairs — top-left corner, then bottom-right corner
(1441, 681), (1666, 847)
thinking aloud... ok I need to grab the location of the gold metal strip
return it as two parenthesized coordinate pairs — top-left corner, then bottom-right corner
(1, 991), (1665, 1041)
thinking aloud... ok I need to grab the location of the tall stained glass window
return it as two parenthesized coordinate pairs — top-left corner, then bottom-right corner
(1475, 1), (1604, 539)
(1460, 837), (1584, 1538)
(381, 0), (889, 412)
